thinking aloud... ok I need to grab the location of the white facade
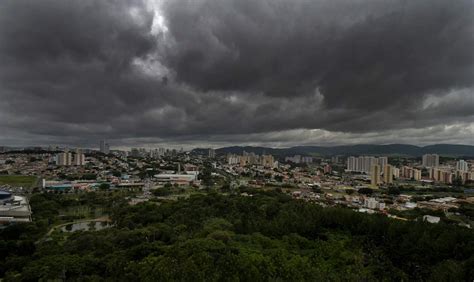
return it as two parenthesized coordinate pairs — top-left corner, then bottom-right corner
(422, 154), (439, 168)
(346, 156), (389, 174)
(100, 140), (110, 154)
(364, 197), (378, 209)
(74, 149), (85, 166)
(456, 160), (468, 172)
(56, 151), (72, 166)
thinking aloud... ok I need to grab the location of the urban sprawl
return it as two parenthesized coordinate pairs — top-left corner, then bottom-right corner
(1, 142), (474, 228)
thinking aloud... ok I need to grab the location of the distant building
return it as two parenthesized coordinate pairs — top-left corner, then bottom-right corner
(56, 150), (72, 166)
(240, 152), (258, 166)
(261, 155), (275, 168)
(454, 170), (472, 184)
(130, 148), (141, 157)
(456, 160), (469, 172)
(301, 156), (313, 164)
(347, 156), (358, 171)
(392, 167), (400, 179)
(347, 156), (388, 174)
(208, 148), (216, 159)
(401, 166), (422, 181)
(285, 155), (312, 164)
(422, 154), (439, 168)
(378, 157), (388, 171)
(100, 140), (110, 154)
(74, 149), (85, 166)
(154, 174), (197, 186)
(227, 152), (276, 168)
(429, 168), (453, 184)
(383, 164), (393, 184)
(227, 154), (240, 165)
(423, 215), (440, 224)
(285, 155), (302, 163)
(371, 164), (381, 186)
(324, 164), (332, 174)
(0, 191), (31, 224)
(364, 197), (378, 209)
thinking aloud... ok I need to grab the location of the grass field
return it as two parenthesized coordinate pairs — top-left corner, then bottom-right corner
(0, 175), (38, 188)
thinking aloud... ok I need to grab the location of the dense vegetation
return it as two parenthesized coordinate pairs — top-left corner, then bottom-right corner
(1, 190), (474, 281)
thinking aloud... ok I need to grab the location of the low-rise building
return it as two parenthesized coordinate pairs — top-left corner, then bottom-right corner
(0, 191), (32, 224)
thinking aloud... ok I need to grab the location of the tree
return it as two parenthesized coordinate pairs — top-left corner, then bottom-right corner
(388, 186), (400, 195)
(452, 176), (463, 187)
(221, 182), (230, 192)
(98, 183), (110, 191)
(200, 162), (213, 188)
(358, 188), (373, 195)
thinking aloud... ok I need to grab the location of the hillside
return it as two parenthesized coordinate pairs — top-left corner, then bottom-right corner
(207, 144), (474, 157)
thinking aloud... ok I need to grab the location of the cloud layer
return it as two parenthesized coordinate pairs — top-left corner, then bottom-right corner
(0, 0), (473, 148)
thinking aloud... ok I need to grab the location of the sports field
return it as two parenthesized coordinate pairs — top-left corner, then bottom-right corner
(0, 175), (38, 188)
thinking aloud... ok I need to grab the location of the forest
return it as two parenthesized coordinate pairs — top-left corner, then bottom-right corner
(1, 190), (473, 281)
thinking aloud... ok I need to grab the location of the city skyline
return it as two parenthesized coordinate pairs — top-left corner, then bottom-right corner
(0, 0), (473, 148)
(1, 1), (473, 278)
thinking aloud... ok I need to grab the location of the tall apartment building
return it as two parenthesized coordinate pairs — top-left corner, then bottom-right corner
(285, 155), (302, 163)
(456, 160), (469, 172)
(347, 156), (388, 174)
(226, 154), (240, 165)
(400, 166), (422, 181)
(240, 152), (258, 166)
(371, 164), (381, 186)
(429, 168), (453, 184)
(56, 150), (72, 166)
(261, 155), (275, 168)
(455, 170), (473, 184)
(301, 156), (313, 164)
(74, 149), (85, 166)
(208, 148), (216, 159)
(378, 157), (388, 171)
(383, 164), (393, 184)
(347, 156), (358, 171)
(392, 167), (400, 178)
(422, 154), (439, 168)
(228, 153), (276, 168)
(100, 140), (110, 154)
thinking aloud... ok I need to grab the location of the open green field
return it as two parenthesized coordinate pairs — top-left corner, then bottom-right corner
(0, 175), (38, 188)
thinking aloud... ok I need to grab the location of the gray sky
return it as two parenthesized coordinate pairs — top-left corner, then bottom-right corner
(0, 0), (473, 149)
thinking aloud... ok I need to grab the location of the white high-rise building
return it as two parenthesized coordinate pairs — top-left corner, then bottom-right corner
(227, 154), (240, 165)
(208, 148), (216, 158)
(456, 160), (469, 172)
(56, 150), (72, 166)
(100, 140), (110, 154)
(347, 156), (357, 171)
(74, 149), (85, 166)
(422, 154), (439, 168)
(392, 167), (400, 179)
(347, 156), (388, 174)
(378, 157), (388, 171)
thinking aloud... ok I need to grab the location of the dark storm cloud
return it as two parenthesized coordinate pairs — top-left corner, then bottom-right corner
(0, 0), (473, 147)
(161, 0), (473, 110)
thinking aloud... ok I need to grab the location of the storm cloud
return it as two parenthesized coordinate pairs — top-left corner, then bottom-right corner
(0, 0), (473, 148)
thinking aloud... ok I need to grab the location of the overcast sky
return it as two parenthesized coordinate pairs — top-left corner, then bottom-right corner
(0, 0), (473, 149)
